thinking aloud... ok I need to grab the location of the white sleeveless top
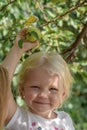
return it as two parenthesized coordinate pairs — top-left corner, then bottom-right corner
(5, 106), (75, 130)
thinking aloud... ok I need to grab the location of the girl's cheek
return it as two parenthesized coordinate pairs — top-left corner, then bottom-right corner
(51, 94), (60, 103)
(26, 90), (38, 98)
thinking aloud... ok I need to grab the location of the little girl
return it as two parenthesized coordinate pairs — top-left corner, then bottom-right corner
(2, 29), (75, 130)
(0, 65), (9, 129)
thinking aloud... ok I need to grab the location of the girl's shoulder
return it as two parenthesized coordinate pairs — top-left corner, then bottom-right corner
(5, 106), (29, 130)
(55, 110), (75, 130)
(55, 110), (74, 126)
(57, 110), (71, 119)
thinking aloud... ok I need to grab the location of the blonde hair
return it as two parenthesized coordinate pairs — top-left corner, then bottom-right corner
(0, 65), (9, 129)
(18, 52), (72, 106)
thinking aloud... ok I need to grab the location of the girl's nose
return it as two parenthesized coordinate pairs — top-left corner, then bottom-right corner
(38, 90), (48, 98)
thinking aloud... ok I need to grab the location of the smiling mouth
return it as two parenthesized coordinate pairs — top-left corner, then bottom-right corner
(34, 101), (49, 105)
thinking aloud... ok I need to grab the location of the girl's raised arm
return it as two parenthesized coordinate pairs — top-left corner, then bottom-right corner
(2, 28), (38, 83)
(2, 28), (39, 125)
(0, 65), (9, 129)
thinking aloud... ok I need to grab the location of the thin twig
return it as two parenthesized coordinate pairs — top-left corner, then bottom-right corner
(0, 0), (16, 12)
(40, 0), (87, 27)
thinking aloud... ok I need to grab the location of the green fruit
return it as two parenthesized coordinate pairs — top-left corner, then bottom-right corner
(26, 26), (41, 43)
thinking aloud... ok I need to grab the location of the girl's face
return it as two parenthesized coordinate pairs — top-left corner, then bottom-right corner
(21, 67), (64, 119)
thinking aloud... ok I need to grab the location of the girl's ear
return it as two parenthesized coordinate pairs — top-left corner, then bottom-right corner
(62, 92), (66, 99)
(62, 92), (65, 96)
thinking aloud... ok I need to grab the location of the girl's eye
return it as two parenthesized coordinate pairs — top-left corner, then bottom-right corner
(30, 86), (40, 89)
(49, 88), (58, 92)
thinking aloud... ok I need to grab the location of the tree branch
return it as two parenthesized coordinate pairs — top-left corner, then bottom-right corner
(62, 23), (87, 62)
(0, 0), (16, 12)
(41, 0), (87, 27)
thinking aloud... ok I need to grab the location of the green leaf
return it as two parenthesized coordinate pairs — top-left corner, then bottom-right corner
(31, 31), (40, 40)
(18, 39), (23, 48)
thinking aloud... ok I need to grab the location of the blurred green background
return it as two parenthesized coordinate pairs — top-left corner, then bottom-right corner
(0, 0), (87, 130)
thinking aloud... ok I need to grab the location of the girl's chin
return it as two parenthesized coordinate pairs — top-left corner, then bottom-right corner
(29, 108), (57, 119)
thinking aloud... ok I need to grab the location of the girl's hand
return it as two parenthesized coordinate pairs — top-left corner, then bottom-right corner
(14, 28), (39, 53)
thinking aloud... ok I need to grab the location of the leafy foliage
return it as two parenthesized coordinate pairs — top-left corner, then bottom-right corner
(0, 0), (87, 129)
